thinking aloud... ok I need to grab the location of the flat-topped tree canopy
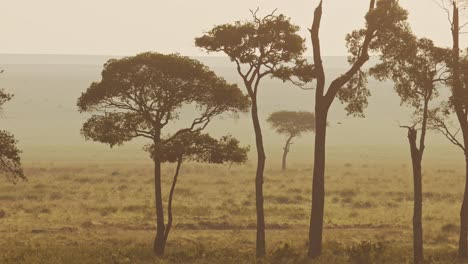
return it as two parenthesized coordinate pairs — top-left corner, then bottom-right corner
(267, 111), (315, 137)
(77, 52), (250, 148)
(77, 52), (250, 255)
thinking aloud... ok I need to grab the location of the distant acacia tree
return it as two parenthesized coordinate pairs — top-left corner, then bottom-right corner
(0, 89), (24, 182)
(303, 0), (409, 258)
(77, 52), (249, 256)
(149, 132), (249, 244)
(267, 111), (315, 171)
(195, 10), (313, 257)
(371, 33), (449, 264)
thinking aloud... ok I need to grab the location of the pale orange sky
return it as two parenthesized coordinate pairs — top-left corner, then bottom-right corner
(1, 0), (466, 56)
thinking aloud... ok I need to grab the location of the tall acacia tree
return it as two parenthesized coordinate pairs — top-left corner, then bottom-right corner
(306, 0), (409, 258)
(77, 52), (249, 256)
(450, 2), (468, 257)
(371, 35), (450, 264)
(195, 10), (313, 257)
(266, 111), (315, 171)
(429, 0), (468, 257)
(0, 89), (24, 182)
(151, 132), (249, 245)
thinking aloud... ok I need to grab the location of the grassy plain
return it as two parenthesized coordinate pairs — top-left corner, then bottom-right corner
(1, 155), (468, 264)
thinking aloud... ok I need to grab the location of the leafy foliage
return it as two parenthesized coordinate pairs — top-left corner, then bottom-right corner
(0, 89), (13, 111)
(148, 132), (249, 165)
(0, 87), (24, 182)
(78, 52), (250, 150)
(442, 52), (468, 110)
(195, 10), (312, 92)
(0, 130), (24, 182)
(267, 111), (315, 137)
(338, 0), (410, 116)
(371, 37), (449, 114)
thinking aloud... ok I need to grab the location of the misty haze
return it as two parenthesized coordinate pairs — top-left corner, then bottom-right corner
(2, 1), (468, 264)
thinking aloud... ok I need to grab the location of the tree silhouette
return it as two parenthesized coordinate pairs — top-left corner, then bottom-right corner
(0, 89), (24, 182)
(148, 132), (249, 244)
(77, 52), (249, 256)
(195, 10), (313, 257)
(267, 111), (315, 171)
(371, 34), (450, 264)
(429, 1), (468, 257)
(304, 0), (409, 258)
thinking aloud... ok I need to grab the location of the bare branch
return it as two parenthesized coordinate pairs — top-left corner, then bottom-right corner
(431, 116), (466, 151)
(432, 0), (454, 26)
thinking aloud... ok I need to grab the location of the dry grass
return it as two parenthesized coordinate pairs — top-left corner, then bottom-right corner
(0, 159), (467, 263)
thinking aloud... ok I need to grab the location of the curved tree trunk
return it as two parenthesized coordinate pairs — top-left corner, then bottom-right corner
(164, 155), (183, 244)
(282, 135), (294, 171)
(251, 98), (266, 258)
(308, 108), (328, 258)
(153, 134), (166, 256)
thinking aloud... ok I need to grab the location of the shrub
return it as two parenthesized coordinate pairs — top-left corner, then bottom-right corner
(347, 241), (388, 264)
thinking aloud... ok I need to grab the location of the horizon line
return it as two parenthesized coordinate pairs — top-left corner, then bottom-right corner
(0, 52), (351, 58)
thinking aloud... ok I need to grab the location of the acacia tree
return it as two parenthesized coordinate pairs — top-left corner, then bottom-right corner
(195, 10), (313, 257)
(450, 2), (468, 258)
(0, 89), (24, 182)
(266, 111), (315, 171)
(429, 0), (468, 257)
(305, 0), (409, 258)
(371, 34), (449, 264)
(77, 52), (249, 256)
(149, 132), (249, 245)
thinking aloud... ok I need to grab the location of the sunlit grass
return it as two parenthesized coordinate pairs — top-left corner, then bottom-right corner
(0, 160), (466, 263)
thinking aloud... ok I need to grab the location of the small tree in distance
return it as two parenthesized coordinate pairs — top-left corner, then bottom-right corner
(0, 88), (24, 182)
(77, 52), (249, 256)
(149, 132), (249, 244)
(267, 111), (315, 171)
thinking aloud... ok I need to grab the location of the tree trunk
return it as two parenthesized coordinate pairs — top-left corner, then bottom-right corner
(282, 135), (294, 171)
(251, 98), (266, 258)
(450, 3), (468, 258)
(308, 108), (328, 258)
(460, 156), (468, 258)
(407, 128), (423, 264)
(153, 134), (166, 256)
(164, 156), (183, 244)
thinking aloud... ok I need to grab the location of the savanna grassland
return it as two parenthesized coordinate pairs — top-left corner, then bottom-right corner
(1, 155), (466, 264)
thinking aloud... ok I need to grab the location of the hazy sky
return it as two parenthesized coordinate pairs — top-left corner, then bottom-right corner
(1, 0), (466, 56)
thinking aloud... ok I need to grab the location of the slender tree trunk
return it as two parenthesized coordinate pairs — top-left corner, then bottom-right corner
(153, 133), (166, 256)
(460, 156), (468, 258)
(164, 156), (183, 244)
(450, 3), (468, 258)
(251, 98), (266, 258)
(306, 0), (375, 259)
(407, 128), (423, 264)
(282, 135), (294, 171)
(308, 107), (328, 258)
